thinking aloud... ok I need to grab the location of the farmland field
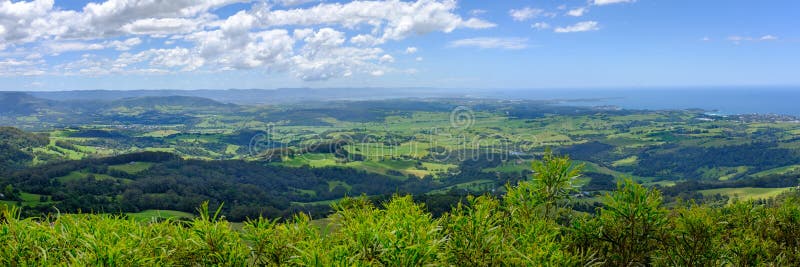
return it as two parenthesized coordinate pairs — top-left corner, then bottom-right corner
(1, 94), (799, 222)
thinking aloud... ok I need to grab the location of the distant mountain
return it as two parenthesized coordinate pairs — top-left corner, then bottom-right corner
(109, 96), (234, 109)
(26, 88), (472, 105)
(0, 92), (53, 115)
(0, 94), (240, 129)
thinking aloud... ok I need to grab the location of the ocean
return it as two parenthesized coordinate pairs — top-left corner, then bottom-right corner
(487, 87), (800, 116)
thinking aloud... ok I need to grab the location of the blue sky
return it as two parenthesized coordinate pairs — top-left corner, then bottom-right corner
(0, 0), (797, 90)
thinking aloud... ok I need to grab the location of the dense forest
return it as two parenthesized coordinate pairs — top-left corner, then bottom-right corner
(1, 150), (528, 221)
(0, 127), (49, 170)
(2, 152), (799, 266)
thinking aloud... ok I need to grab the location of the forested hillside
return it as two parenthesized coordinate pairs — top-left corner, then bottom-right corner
(0, 127), (49, 171)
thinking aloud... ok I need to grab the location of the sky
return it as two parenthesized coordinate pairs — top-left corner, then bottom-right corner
(0, 0), (798, 91)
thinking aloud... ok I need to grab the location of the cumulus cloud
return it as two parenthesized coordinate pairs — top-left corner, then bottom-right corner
(44, 37), (142, 54)
(379, 54), (395, 63)
(46, 42), (105, 54)
(255, 0), (494, 43)
(65, 0), (248, 39)
(405, 47), (418, 54)
(461, 18), (496, 29)
(350, 34), (381, 46)
(531, 22), (551, 30)
(273, 0), (320, 6)
(0, 58), (45, 76)
(593, 0), (636, 5)
(0, 0), (58, 45)
(121, 18), (204, 36)
(509, 7), (544, 21)
(0, 0), (495, 81)
(449, 37), (528, 50)
(0, 0), (247, 48)
(146, 48), (205, 70)
(567, 7), (587, 17)
(554, 21), (600, 33)
(108, 38), (143, 51)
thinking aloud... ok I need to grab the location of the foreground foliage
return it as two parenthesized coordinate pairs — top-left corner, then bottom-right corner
(2, 152), (800, 266)
(2, 188), (799, 266)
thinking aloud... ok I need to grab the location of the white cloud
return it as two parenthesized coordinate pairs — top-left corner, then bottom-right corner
(350, 34), (381, 46)
(46, 42), (105, 54)
(593, 0), (636, 6)
(461, 18), (496, 29)
(148, 48), (205, 70)
(25, 53), (43, 60)
(0, 59), (35, 68)
(0, 58), (45, 76)
(760, 35), (778, 41)
(415, 56), (423, 61)
(554, 21), (600, 33)
(291, 28), (385, 81)
(291, 45), (383, 80)
(531, 22), (551, 30)
(405, 47), (418, 54)
(121, 18), (203, 36)
(256, 0), (495, 43)
(0, 0), (248, 47)
(567, 7), (587, 17)
(66, 0), (249, 39)
(509, 7), (544, 21)
(727, 35), (779, 44)
(273, 0), (320, 6)
(0, 0), (58, 45)
(108, 37), (143, 51)
(44, 37), (142, 54)
(293, 28), (314, 40)
(303, 28), (345, 49)
(191, 28), (295, 70)
(379, 54), (395, 63)
(75, 46), (204, 74)
(0, 0), (495, 81)
(469, 9), (487, 16)
(449, 37), (528, 50)
(727, 36), (750, 42)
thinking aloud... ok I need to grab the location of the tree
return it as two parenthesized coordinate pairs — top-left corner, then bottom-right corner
(506, 148), (584, 221)
(658, 205), (723, 266)
(2, 185), (19, 201)
(595, 178), (667, 265)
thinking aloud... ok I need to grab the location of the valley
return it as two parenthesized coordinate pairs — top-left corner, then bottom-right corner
(2, 91), (799, 221)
